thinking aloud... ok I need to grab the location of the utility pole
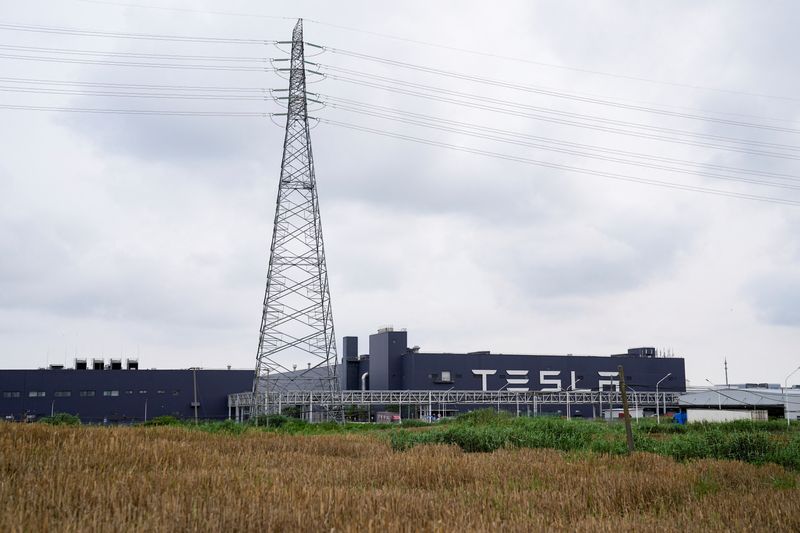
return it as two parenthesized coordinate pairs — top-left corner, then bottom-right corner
(192, 367), (199, 425)
(618, 365), (635, 454)
(724, 358), (729, 387)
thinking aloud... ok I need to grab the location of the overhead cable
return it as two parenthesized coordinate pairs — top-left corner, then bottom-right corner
(0, 103), (269, 116)
(0, 52), (273, 71)
(326, 74), (800, 161)
(325, 101), (800, 191)
(324, 48), (800, 133)
(320, 118), (800, 207)
(67, 0), (800, 102)
(0, 21), (272, 44)
(321, 94), (800, 183)
(0, 44), (269, 62)
(323, 66), (800, 150)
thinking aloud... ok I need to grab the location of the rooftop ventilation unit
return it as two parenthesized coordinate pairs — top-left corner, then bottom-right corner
(109, 359), (122, 370)
(48, 364), (64, 370)
(75, 359), (87, 370)
(92, 358), (104, 370)
(126, 359), (138, 370)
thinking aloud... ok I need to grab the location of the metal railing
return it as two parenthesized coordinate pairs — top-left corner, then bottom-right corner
(229, 389), (682, 408)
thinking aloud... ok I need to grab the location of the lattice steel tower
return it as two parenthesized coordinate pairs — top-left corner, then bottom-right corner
(253, 19), (339, 416)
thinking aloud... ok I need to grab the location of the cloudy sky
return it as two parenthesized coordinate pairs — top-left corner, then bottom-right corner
(1, 0), (799, 386)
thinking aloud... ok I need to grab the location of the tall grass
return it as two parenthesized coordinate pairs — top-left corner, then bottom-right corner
(1, 424), (798, 532)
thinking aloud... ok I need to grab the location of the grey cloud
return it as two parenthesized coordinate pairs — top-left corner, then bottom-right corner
(60, 111), (272, 164)
(745, 271), (800, 327)
(478, 208), (701, 301)
(2, 0), (800, 378)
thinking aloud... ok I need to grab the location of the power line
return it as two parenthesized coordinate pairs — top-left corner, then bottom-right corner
(11, 82), (797, 190)
(0, 76), (267, 92)
(0, 103), (269, 116)
(7, 77), (797, 190)
(320, 118), (800, 207)
(74, 0), (294, 22)
(1, 99), (797, 205)
(0, 52), (274, 71)
(327, 74), (800, 161)
(0, 44), (269, 63)
(323, 67), (800, 150)
(324, 100), (800, 191)
(0, 21), (273, 44)
(66, 0), (800, 102)
(6, 43), (792, 147)
(324, 48), (800, 133)
(322, 94), (800, 183)
(0, 85), (268, 101)
(311, 27), (800, 104)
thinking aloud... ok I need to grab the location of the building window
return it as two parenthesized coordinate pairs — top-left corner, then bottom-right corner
(156, 390), (166, 395)
(172, 390), (180, 396)
(3, 391), (21, 398)
(54, 391), (71, 397)
(102, 390), (120, 397)
(28, 391), (46, 398)
(80, 390), (95, 397)
(436, 371), (453, 384)
(138, 390), (147, 395)
(125, 390), (134, 395)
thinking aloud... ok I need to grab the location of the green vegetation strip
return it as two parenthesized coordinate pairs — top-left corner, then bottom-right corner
(36, 410), (800, 470)
(389, 410), (800, 470)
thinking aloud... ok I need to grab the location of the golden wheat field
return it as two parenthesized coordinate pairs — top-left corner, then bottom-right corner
(1, 424), (798, 532)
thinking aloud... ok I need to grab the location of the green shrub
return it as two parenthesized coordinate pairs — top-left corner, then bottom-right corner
(143, 415), (181, 427)
(399, 419), (428, 428)
(39, 413), (81, 426)
(455, 409), (513, 426)
(251, 414), (290, 428)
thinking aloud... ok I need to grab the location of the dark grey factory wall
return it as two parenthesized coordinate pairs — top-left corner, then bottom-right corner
(401, 352), (685, 392)
(0, 369), (253, 423)
(368, 330), (406, 390)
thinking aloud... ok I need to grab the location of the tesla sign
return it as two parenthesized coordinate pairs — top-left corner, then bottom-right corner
(472, 369), (620, 392)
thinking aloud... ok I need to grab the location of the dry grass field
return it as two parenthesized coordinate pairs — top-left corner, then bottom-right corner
(1, 424), (799, 532)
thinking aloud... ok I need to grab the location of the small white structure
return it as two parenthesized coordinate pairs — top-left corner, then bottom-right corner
(680, 387), (800, 422)
(603, 408), (644, 420)
(686, 408), (768, 423)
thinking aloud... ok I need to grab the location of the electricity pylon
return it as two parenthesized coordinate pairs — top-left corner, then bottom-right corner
(253, 19), (340, 420)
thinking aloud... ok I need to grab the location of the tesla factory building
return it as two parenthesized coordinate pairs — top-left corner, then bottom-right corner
(0, 363), (252, 423)
(343, 328), (685, 396)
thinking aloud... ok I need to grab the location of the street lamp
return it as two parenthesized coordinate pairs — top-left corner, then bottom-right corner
(565, 379), (582, 421)
(705, 378), (721, 410)
(784, 366), (800, 428)
(656, 373), (672, 424)
(627, 385), (640, 424)
(497, 382), (509, 413)
(441, 386), (455, 419)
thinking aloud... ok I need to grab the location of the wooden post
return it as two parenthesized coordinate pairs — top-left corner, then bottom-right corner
(618, 365), (635, 454)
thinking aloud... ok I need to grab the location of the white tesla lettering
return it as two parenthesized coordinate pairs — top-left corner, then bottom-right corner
(570, 370), (590, 392)
(506, 370), (529, 392)
(472, 369), (496, 391)
(539, 370), (562, 391)
(467, 369), (626, 391)
(598, 371), (619, 392)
